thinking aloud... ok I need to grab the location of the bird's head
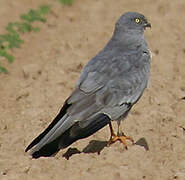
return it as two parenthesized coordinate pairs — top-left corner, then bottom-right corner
(115, 12), (151, 33)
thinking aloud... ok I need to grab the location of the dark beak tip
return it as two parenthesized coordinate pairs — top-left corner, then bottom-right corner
(143, 23), (152, 29)
(144, 23), (151, 29)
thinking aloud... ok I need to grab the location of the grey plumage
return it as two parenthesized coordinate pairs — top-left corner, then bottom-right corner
(25, 12), (151, 158)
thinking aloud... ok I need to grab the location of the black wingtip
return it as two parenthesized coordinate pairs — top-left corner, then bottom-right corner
(58, 113), (111, 149)
(30, 138), (60, 158)
(25, 144), (32, 152)
(27, 113), (111, 158)
(25, 101), (71, 153)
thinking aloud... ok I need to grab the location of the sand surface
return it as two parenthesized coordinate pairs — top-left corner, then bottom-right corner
(0, 0), (185, 179)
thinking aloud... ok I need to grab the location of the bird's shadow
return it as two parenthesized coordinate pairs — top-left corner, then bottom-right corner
(62, 137), (149, 160)
(134, 137), (149, 151)
(62, 140), (107, 160)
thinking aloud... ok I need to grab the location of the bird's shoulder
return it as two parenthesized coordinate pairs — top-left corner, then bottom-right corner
(78, 45), (150, 89)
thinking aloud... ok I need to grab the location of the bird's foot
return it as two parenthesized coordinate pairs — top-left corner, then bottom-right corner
(107, 132), (134, 149)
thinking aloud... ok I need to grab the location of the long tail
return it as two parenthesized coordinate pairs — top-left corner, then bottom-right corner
(25, 103), (110, 158)
(25, 101), (70, 153)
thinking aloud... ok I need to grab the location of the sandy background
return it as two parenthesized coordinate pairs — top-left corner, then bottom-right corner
(0, 0), (185, 179)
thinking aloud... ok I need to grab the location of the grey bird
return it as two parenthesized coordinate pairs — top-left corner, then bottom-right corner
(25, 12), (151, 158)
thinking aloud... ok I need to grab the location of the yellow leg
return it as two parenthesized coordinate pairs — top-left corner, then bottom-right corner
(107, 122), (134, 149)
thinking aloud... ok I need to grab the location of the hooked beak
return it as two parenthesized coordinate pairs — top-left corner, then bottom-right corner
(143, 22), (151, 29)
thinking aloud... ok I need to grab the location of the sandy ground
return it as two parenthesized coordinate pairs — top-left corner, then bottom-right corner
(0, 0), (185, 179)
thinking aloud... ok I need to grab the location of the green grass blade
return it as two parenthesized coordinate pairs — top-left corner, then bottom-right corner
(59, 0), (74, 5)
(0, 65), (8, 73)
(0, 49), (14, 63)
(40, 5), (51, 15)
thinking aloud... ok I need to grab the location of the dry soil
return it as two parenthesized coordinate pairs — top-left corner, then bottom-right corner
(0, 0), (185, 180)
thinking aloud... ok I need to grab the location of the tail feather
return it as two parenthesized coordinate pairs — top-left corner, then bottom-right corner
(25, 101), (71, 152)
(31, 137), (61, 159)
(30, 113), (111, 158)
(59, 113), (111, 149)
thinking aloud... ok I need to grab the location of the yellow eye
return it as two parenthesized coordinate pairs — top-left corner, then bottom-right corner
(135, 18), (140, 23)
